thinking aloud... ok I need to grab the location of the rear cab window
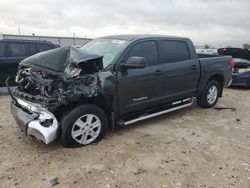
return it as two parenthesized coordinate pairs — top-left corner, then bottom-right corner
(125, 41), (158, 66)
(160, 40), (190, 63)
(36, 44), (52, 52)
(28, 43), (54, 56)
(9, 43), (29, 57)
(0, 42), (6, 57)
(29, 43), (38, 55)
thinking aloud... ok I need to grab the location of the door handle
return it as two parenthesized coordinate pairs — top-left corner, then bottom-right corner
(154, 70), (163, 76)
(190, 65), (197, 70)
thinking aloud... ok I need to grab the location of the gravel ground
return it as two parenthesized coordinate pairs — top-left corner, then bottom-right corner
(0, 88), (250, 188)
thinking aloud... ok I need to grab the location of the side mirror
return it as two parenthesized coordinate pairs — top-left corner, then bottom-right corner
(121, 56), (146, 69)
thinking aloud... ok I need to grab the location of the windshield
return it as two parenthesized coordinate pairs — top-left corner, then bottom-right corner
(81, 38), (129, 68)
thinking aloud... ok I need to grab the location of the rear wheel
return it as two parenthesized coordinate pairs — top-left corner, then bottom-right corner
(197, 80), (220, 108)
(60, 104), (108, 147)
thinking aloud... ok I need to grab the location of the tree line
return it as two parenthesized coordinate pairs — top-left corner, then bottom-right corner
(203, 43), (250, 49)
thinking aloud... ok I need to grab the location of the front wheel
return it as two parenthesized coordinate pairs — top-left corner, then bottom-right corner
(60, 104), (108, 147)
(197, 80), (220, 108)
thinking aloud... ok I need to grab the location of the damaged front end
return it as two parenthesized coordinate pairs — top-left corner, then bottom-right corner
(14, 46), (104, 106)
(231, 58), (250, 88)
(217, 48), (250, 88)
(13, 67), (101, 107)
(10, 97), (59, 144)
(9, 46), (106, 144)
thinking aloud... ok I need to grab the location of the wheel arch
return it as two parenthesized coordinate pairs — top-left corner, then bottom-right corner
(208, 74), (224, 97)
(54, 95), (114, 130)
(197, 73), (225, 98)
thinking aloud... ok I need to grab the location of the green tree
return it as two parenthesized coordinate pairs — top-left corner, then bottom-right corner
(243, 43), (250, 49)
(204, 44), (210, 49)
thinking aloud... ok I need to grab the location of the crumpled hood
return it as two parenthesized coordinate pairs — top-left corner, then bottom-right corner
(19, 46), (103, 77)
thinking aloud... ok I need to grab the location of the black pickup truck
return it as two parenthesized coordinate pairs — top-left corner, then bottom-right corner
(9, 35), (233, 147)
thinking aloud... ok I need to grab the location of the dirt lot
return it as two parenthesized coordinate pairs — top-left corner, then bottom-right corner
(0, 88), (250, 188)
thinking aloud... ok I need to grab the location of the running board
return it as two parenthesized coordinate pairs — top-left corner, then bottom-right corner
(122, 102), (193, 126)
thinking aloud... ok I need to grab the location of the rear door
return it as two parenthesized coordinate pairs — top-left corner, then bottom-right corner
(117, 40), (163, 116)
(158, 40), (200, 102)
(0, 42), (8, 86)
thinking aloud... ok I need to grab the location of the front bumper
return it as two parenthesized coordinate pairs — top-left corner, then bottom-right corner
(231, 74), (250, 88)
(10, 97), (59, 144)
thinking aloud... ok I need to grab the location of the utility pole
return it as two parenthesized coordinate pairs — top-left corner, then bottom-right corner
(18, 26), (21, 35)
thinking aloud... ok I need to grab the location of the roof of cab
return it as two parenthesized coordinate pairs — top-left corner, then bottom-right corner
(99, 34), (189, 41)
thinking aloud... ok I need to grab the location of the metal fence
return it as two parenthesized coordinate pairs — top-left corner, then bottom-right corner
(0, 34), (92, 47)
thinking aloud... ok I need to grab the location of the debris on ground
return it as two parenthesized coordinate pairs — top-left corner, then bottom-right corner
(1, 88), (250, 187)
(49, 177), (59, 187)
(214, 107), (236, 111)
(133, 168), (147, 175)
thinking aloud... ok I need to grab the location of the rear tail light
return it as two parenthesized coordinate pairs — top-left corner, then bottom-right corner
(229, 59), (235, 68)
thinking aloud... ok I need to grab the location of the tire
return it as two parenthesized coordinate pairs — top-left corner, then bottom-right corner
(60, 104), (108, 147)
(197, 80), (220, 108)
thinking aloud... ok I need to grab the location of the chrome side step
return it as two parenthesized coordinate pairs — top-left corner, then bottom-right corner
(123, 102), (193, 126)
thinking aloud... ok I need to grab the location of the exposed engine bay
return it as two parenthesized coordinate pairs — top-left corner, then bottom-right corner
(8, 46), (116, 144)
(13, 68), (100, 106)
(233, 66), (250, 74)
(232, 58), (250, 74)
(12, 46), (105, 107)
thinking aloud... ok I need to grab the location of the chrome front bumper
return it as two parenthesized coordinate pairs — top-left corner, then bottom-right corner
(11, 97), (59, 144)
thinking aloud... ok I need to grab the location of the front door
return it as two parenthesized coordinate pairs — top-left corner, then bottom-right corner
(117, 40), (163, 116)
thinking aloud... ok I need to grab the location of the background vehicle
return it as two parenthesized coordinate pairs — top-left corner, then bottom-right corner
(218, 48), (250, 88)
(9, 35), (233, 147)
(0, 39), (58, 86)
(196, 48), (218, 55)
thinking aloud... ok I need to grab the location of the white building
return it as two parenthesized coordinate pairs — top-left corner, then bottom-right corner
(0, 34), (91, 47)
(196, 48), (218, 55)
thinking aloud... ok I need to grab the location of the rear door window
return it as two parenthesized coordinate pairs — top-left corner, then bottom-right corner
(126, 41), (158, 66)
(36, 44), (52, 52)
(160, 40), (190, 63)
(0, 43), (5, 57)
(29, 43), (38, 55)
(9, 43), (29, 57)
